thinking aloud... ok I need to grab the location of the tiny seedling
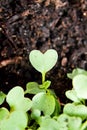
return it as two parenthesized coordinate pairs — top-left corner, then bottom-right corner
(0, 49), (87, 130)
(29, 49), (58, 83)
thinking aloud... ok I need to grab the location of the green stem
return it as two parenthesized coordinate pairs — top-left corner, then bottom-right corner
(80, 120), (87, 130)
(42, 72), (45, 83)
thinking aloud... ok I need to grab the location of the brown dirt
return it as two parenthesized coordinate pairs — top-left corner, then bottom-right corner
(0, 0), (87, 103)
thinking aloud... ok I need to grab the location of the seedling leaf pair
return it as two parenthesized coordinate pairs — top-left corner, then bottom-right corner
(0, 87), (32, 130)
(6, 86), (32, 111)
(25, 82), (45, 94)
(64, 103), (87, 120)
(25, 81), (51, 95)
(0, 111), (28, 130)
(29, 49), (58, 83)
(29, 49), (58, 74)
(67, 68), (87, 79)
(66, 70), (87, 101)
(57, 114), (82, 130)
(38, 116), (59, 130)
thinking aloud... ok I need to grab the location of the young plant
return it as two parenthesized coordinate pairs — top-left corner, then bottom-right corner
(64, 68), (87, 130)
(0, 49), (87, 130)
(29, 49), (58, 83)
(66, 68), (87, 102)
(0, 87), (32, 130)
(0, 49), (60, 130)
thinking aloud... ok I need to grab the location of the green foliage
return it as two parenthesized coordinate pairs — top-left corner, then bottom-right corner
(25, 82), (45, 94)
(38, 116), (59, 130)
(29, 49), (58, 74)
(29, 49), (58, 83)
(32, 92), (55, 116)
(57, 114), (82, 130)
(73, 74), (87, 99)
(0, 49), (87, 130)
(64, 103), (87, 120)
(0, 92), (6, 105)
(39, 80), (51, 89)
(0, 108), (9, 121)
(65, 89), (81, 103)
(0, 87), (32, 130)
(25, 80), (51, 95)
(6, 86), (32, 112)
(65, 68), (87, 130)
(0, 111), (28, 130)
(67, 68), (87, 79)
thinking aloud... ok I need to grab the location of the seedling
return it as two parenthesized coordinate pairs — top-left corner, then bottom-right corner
(64, 68), (87, 130)
(0, 87), (32, 130)
(66, 68), (87, 102)
(29, 49), (58, 83)
(0, 49), (87, 130)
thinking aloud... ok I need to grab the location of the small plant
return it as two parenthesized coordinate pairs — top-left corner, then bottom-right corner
(29, 49), (58, 83)
(0, 49), (87, 130)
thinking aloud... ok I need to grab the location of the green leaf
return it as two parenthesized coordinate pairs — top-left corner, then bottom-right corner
(0, 111), (28, 130)
(73, 74), (87, 99)
(0, 107), (9, 121)
(39, 80), (51, 89)
(64, 103), (87, 120)
(0, 91), (6, 105)
(29, 49), (58, 74)
(57, 114), (82, 130)
(25, 82), (45, 94)
(6, 86), (32, 111)
(32, 92), (55, 115)
(68, 116), (82, 130)
(38, 116), (59, 130)
(65, 89), (81, 102)
(57, 114), (70, 130)
(52, 99), (61, 116)
(67, 68), (87, 79)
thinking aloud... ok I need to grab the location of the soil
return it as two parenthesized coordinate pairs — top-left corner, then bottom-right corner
(0, 0), (87, 103)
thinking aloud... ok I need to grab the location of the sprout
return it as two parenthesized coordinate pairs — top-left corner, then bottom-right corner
(29, 49), (58, 83)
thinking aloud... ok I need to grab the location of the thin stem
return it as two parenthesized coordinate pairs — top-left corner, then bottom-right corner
(42, 72), (45, 83)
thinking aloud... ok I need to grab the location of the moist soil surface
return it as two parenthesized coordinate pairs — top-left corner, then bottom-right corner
(0, 0), (87, 103)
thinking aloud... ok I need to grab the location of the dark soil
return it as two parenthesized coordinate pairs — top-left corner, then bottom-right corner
(0, 0), (87, 103)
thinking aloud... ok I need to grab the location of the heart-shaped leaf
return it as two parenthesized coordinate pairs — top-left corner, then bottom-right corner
(73, 74), (87, 99)
(64, 103), (87, 120)
(65, 89), (81, 102)
(67, 68), (87, 79)
(38, 116), (59, 130)
(57, 114), (82, 130)
(25, 82), (45, 94)
(29, 49), (58, 74)
(6, 86), (32, 111)
(0, 111), (28, 130)
(32, 92), (55, 115)
(68, 116), (82, 130)
(57, 114), (69, 130)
